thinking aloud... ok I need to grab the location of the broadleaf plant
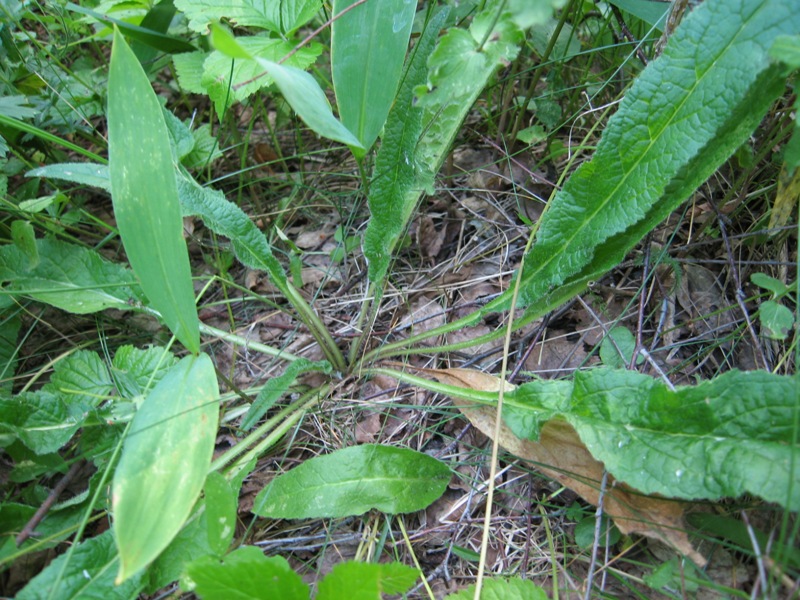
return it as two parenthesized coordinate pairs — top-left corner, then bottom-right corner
(2, 0), (799, 596)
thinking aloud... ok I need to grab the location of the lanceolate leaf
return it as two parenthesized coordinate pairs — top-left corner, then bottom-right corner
(113, 353), (219, 582)
(508, 0), (800, 318)
(332, 0), (416, 155)
(108, 28), (200, 353)
(362, 9), (448, 283)
(253, 444), (451, 519)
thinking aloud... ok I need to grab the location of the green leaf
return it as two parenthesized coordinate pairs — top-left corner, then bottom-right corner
(66, 2), (197, 55)
(10, 220), (38, 268)
(332, 0), (416, 155)
(176, 172), (287, 287)
(111, 345), (179, 398)
(176, 0), (322, 36)
(205, 472), (237, 556)
(508, 0), (800, 319)
(770, 34), (800, 69)
(16, 530), (145, 600)
(148, 511), (213, 592)
(362, 8), (449, 283)
(203, 34), (322, 118)
(508, 368), (800, 510)
(750, 272), (790, 296)
(241, 358), (331, 430)
(187, 546), (309, 599)
(0, 308), (20, 393)
(184, 124), (224, 169)
(27, 162), (112, 192)
(113, 353), (219, 582)
(108, 27), (200, 353)
(254, 57), (362, 148)
(0, 391), (83, 454)
(49, 349), (114, 407)
(573, 515), (621, 548)
(253, 444), (451, 519)
(444, 577), (548, 600)
(0, 237), (141, 314)
(758, 300), (795, 340)
(606, 0), (669, 32)
(599, 326), (641, 368)
(316, 561), (419, 600)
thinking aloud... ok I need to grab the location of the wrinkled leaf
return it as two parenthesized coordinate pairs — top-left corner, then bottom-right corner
(362, 9), (447, 283)
(332, 0), (416, 155)
(16, 530), (145, 600)
(108, 28), (200, 353)
(113, 353), (219, 582)
(316, 561), (419, 600)
(0, 237), (141, 313)
(505, 0), (800, 320)
(110, 345), (178, 399)
(176, 0), (321, 36)
(187, 546), (308, 600)
(0, 391), (84, 454)
(253, 444), (451, 519)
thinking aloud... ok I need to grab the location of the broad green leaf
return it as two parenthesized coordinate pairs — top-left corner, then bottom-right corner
(176, 0), (322, 36)
(108, 28), (200, 353)
(187, 546), (308, 600)
(184, 124), (224, 169)
(770, 34), (800, 69)
(750, 272), (790, 296)
(758, 300), (795, 340)
(173, 51), (207, 94)
(10, 220), (38, 268)
(507, 368), (800, 510)
(204, 472), (237, 556)
(241, 358), (331, 430)
(0, 391), (83, 454)
(113, 353), (219, 582)
(27, 162), (112, 192)
(49, 349), (114, 407)
(362, 8), (447, 283)
(130, 0), (179, 65)
(16, 530), (145, 600)
(507, 0), (800, 320)
(0, 237), (141, 313)
(444, 577), (548, 600)
(316, 561), (419, 600)
(110, 345), (178, 398)
(203, 35), (322, 118)
(253, 444), (451, 519)
(332, 0), (416, 155)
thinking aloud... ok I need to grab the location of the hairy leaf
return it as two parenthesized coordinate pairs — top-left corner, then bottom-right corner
(253, 444), (451, 519)
(332, 0), (416, 155)
(108, 28), (200, 353)
(362, 9), (447, 283)
(0, 391), (84, 454)
(509, 0), (799, 319)
(113, 353), (219, 582)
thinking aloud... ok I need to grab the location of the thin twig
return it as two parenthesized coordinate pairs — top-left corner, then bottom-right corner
(583, 470), (609, 600)
(16, 461), (83, 545)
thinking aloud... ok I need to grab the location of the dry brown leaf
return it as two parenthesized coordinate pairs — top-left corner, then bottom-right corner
(405, 366), (706, 566)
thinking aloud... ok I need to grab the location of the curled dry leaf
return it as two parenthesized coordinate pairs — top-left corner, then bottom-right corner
(415, 366), (706, 566)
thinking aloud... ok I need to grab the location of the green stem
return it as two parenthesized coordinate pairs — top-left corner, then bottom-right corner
(211, 385), (327, 478)
(199, 323), (301, 362)
(283, 282), (346, 372)
(0, 114), (107, 164)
